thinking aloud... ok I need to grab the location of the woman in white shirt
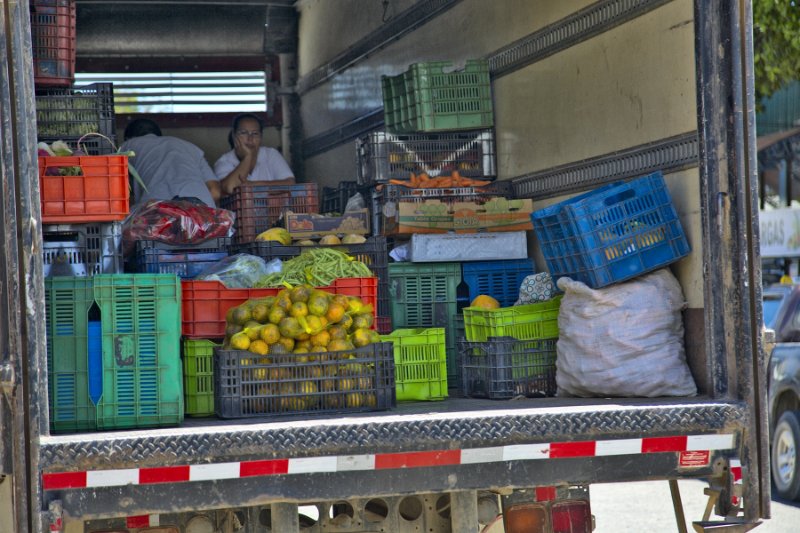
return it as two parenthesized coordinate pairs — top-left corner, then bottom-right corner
(213, 113), (294, 199)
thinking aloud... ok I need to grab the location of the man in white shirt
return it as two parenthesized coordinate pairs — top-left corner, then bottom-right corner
(121, 119), (220, 207)
(213, 113), (294, 198)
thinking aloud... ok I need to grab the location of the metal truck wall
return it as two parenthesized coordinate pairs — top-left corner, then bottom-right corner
(296, 0), (705, 358)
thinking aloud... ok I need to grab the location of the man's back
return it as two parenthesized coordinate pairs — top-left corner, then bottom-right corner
(122, 133), (217, 207)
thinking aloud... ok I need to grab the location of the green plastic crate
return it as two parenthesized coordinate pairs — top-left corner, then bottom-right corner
(45, 277), (96, 432)
(462, 296), (562, 342)
(388, 262), (461, 384)
(92, 274), (183, 429)
(183, 339), (218, 417)
(381, 328), (448, 401)
(382, 60), (494, 133)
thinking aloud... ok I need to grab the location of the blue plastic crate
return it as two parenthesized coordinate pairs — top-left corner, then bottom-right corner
(462, 259), (534, 308)
(133, 239), (229, 279)
(531, 171), (690, 288)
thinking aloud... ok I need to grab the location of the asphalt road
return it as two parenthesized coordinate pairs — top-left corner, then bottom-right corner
(590, 479), (800, 532)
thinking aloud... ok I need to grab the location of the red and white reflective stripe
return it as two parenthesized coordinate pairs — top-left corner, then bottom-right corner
(730, 458), (743, 506)
(42, 433), (735, 491)
(127, 514), (159, 528)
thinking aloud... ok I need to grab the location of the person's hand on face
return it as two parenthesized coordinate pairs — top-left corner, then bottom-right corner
(233, 118), (262, 163)
(233, 132), (258, 162)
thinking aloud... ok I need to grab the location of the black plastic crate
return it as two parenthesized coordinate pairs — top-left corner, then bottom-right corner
(357, 129), (496, 186)
(133, 239), (231, 279)
(459, 337), (557, 400)
(214, 343), (396, 419)
(320, 181), (362, 214)
(36, 83), (115, 146)
(230, 236), (390, 316)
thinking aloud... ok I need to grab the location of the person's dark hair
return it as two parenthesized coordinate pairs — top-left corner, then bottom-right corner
(228, 113), (266, 148)
(232, 113), (265, 132)
(124, 118), (162, 140)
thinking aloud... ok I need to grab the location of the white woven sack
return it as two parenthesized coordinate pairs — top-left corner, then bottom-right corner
(555, 269), (697, 397)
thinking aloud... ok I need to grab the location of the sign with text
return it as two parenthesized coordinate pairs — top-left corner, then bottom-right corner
(760, 208), (800, 258)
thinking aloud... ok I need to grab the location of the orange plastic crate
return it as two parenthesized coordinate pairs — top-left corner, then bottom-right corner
(39, 155), (129, 223)
(181, 276), (378, 339)
(31, 0), (76, 87)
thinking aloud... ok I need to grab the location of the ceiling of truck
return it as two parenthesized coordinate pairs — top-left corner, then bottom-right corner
(75, 0), (298, 71)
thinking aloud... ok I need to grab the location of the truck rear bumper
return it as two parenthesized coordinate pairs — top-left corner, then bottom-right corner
(39, 397), (748, 519)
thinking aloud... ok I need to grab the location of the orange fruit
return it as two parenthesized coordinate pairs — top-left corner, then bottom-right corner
(290, 301), (309, 319)
(276, 336), (295, 352)
(325, 302), (345, 324)
(470, 295), (500, 310)
(328, 325), (347, 340)
(259, 323), (281, 344)
(268, 306), (286, 325)
(310, 330), (331, 347)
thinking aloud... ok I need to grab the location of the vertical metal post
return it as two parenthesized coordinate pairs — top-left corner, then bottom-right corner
(271, 502), (299, 532)
(669, 480), (689, 533)
(694, 0), (768, 521)
(451, 490), (480, 533)
(0, 1), (50, 532)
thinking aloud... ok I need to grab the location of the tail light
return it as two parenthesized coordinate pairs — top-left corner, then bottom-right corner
(503, 488), (593, 533)
(504, 503), (548, 533)
(551, 500), (592, 533)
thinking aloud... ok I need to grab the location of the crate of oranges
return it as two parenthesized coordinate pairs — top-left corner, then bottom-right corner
(214, 285), (396, 419)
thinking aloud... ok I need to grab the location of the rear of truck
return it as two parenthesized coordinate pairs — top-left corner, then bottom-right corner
(0, 1), (768, 532)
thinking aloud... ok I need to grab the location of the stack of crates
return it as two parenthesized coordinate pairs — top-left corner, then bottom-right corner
(459, 297), (562, 400)
(128, 237), (231, 418)
(37, 82), (124, 279)
(364, 59), (541, 392)
(37, 112), (187, 431)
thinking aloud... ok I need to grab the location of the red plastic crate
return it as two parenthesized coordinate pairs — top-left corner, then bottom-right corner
(39, 155), (129, 223)
(219, 183), (319, 243)
(31, 0), (76, 88)
(181, 276), (378, 339)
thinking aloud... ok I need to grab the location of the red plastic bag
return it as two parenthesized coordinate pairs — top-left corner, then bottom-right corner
(122, 199), (235, 250)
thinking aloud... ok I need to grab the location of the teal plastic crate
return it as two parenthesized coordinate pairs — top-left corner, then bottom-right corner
(388, 262), (461, 384)
(183, 339), (218, 417)
(381, 328), (448, 401)
(382, 60), (494, 133)
(45, 277), (96, 432)
(92, 274), (183, 429)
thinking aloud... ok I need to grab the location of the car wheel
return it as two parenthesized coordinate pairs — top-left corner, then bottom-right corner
(772, 410), (800, 501)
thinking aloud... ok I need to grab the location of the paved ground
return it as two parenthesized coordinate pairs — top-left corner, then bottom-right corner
(591, 479), (800, 532)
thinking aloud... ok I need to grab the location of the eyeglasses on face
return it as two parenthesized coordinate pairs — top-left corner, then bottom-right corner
(236, 130), (262, 138)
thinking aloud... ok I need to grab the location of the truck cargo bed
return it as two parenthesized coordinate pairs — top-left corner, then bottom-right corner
(38, 395), (745, 519)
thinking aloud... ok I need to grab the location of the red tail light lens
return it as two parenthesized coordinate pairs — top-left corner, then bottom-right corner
(504, 503), (548, 533)
(551, 500), (592, 533)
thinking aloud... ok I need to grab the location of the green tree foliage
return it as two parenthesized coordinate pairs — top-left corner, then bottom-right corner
(753, 0), (800, 104)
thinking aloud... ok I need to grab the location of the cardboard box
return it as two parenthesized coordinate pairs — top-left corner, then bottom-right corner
(382, 197), (533, 234)
(285, 208), (370, 237)
(409, 231), (528, 262)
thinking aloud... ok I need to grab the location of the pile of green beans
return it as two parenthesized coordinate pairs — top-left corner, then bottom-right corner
(255, 248), (373, 288)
